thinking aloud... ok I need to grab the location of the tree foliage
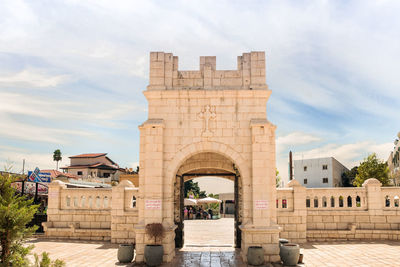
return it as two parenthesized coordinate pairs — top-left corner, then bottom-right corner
(206, 193), (220, 215)
(145, 223), (165, 244)
(33, 252), (66, 267)
(342, 166), (358, 187)
(53, 149), (62, 170)
(184, 180), (207, 198)
(353, 153), (390, 187)
(0, 173), (39, 266)
(276, 169), (281, 188)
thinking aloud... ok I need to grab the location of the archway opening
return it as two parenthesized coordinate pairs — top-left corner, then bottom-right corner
(173, 152), (243, 249)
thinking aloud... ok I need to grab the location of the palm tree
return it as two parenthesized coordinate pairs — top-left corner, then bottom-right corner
(53, 149), (62, 170)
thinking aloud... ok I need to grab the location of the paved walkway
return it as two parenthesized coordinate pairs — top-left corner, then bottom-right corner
(184, 218), (234, 246)
(27, 238), (400, 266)
(27, 219), (400, 266)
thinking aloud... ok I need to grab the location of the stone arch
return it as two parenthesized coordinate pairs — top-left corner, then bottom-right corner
(177, 152), (235, 175)
(165, 141), (249, 189)
(165, 141), (250, 222)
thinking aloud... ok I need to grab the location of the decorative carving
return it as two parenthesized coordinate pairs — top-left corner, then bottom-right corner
(198, 105), (216, 137)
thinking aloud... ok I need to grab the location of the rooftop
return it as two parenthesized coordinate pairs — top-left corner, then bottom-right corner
(69, 153), (107, 158)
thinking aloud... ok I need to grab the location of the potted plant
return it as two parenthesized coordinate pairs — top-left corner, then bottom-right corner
(247, 246), (264, 266)
(117, 243), (134, 263)
(280, 243), (300, 266)
(144, 223), (165, 266)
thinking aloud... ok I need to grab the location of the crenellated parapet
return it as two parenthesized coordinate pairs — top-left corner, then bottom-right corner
(148, 51), (267, 90)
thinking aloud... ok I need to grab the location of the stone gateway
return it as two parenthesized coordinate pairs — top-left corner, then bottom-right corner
(136, 51), (280, 262)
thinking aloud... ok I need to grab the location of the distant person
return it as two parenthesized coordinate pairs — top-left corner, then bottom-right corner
(203, 209), (208, 219)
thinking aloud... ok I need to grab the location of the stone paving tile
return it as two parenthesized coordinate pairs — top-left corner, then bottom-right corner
(27, 238), (400, 267)
(184, 218), (234, 246)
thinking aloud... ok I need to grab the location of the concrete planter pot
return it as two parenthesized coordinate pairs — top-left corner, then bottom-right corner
(144, 245), (164, 266)
(117, 244), (134, 263)
(280, 243), (300, 266)
(247, 246), (264, 266)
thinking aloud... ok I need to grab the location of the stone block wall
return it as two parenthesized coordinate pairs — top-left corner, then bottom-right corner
(44, 180), (138, 243)
(276, 178), (400, 243)
(148, 51), (266, 90)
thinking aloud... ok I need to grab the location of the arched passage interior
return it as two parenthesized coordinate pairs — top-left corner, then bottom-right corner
(173, 152), (243, 248)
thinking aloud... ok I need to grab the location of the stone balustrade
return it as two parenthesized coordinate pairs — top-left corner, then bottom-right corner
(60, 188), (112, 210)
(43, 180), (138, 242)
(276, 188), (294, 211)
(305, 187), (367, 210)
(381, 187), (400, 209)
(277, 178), (400, 243)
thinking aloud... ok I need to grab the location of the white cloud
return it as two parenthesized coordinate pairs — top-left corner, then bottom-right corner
(0, 92), (145, 129)
(277, 132), (321, 147)
(0, 148), (71, 173)
(0, 114), (93, 144)
(0, 69), (69, 88)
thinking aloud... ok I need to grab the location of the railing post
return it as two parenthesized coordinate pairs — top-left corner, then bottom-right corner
(111, 180), (133, 243)
(287, 179), (307, 243)
(362, 178), (383, 211)
(47, 180), (65, 214)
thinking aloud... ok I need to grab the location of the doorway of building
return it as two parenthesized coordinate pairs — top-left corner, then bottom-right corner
(183, 176), (234, 247)
(173, 152), (243, 248)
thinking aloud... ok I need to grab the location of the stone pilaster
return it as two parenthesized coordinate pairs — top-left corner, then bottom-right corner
(47, 180), (66, 219)
(363, 178), (383, 213)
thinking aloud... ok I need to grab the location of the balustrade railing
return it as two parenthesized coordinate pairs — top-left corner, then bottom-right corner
(305, 188), (367, 210)
(60, 188), (112, 210)
(124, 187), (139, 211)
(381, 187), (400, 209)
(276, 188), (294, 211)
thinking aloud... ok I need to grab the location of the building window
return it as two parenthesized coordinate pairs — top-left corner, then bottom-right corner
(304, 179), (308, 184)
(304, 166), (307, 171)
(103, 173), (110, 178)
(132, 196), (136, 208)
(322, 178), (328, 183)
(77, 171), (82, 175)
(322, 165), (328, 170)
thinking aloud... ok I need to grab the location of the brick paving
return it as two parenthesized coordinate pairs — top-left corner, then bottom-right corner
(184, 218), (234, 247)
(28, 238), (400, 267)
(27, 219), (400, 266)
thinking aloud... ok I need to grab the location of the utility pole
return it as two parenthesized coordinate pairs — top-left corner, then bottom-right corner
(289, 151), (293, 181)
(22, 159), (25, 175)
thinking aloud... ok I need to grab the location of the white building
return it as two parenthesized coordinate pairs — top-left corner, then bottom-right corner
(61, 153), (124, 183)
(294, 157), (349, 188)
(388, 132), (400, 186)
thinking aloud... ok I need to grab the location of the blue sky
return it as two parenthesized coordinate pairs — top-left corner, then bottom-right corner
(0, 0), (399, 183)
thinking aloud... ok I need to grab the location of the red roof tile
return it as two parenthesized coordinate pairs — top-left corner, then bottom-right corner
(60, 163), (119, 170)
(69, 153), (107, 158)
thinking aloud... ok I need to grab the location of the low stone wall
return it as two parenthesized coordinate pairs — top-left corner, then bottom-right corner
(43, 180), (138, 243)
(276, 178), (400, 243)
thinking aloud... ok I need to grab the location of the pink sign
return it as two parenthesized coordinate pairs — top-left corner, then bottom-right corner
(145, 199), (162, 210)
(255, 200), (268, 210)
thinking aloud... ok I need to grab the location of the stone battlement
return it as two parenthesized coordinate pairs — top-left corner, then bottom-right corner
(148, 51), (267, 90)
